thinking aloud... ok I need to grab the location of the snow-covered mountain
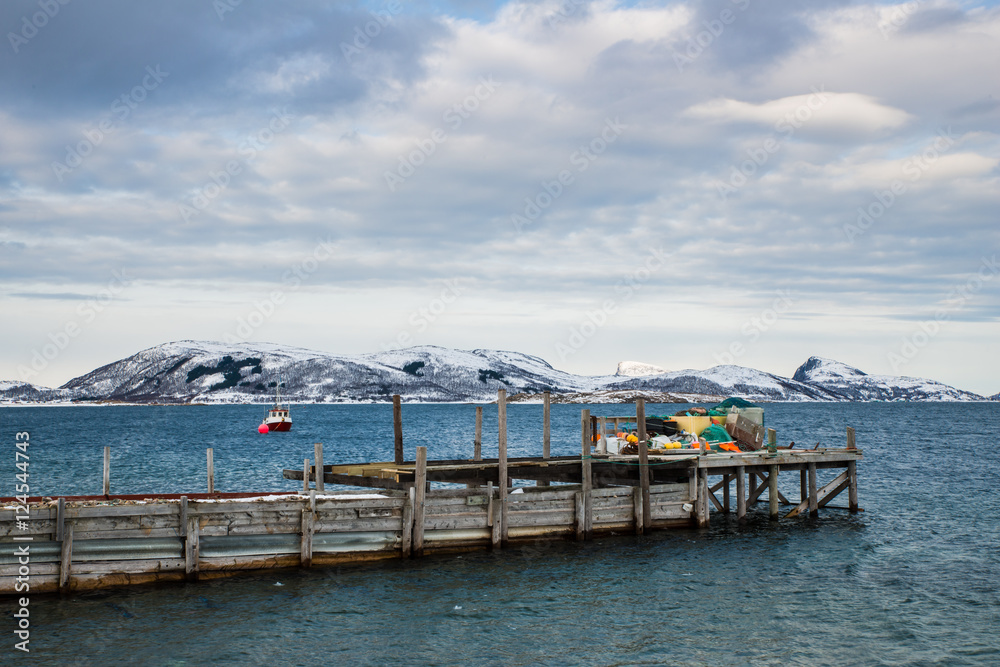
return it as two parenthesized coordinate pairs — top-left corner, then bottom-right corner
(0, 342), (988, 404)
(792, 356), (984, 402)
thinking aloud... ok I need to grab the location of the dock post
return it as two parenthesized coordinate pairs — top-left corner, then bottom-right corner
(800, 468), (807, 505)
(580, 409), (592, 540)
(498, 389), (508, 546)
(401, 487), (414, 558)
(413, 446), (427, 557)
(56, 497), (65, 542)
(636, 398), (646, 441)
(207, 448), (214, 494)
(300, 507), (313, 568)
(722, 474), (730, 513)
(539, 392), (551, 487)
(639, 441), (651, 531)
(314, 443), (325, 493)
(767, 428), (777, 454)
(303, 458), (310, 493)
(598, 416), (608, 454)
(633, 487), (643, 535)
(769, 464), (780, 520)
(103, 446), (110, 496)
(848, 460), (859, 512)
(185, 507), (200, 581)
(736, 466), (746, 520)
(808, 462), (818, 516)
(59, 523), (73, 592)
(393, 394), (404, 464)
(749, 469), (758, 502)
(697, 468), (709, 527)
(846, 426), (856, 450)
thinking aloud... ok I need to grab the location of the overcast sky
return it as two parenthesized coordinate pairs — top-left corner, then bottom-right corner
(1, 0), (998, 394)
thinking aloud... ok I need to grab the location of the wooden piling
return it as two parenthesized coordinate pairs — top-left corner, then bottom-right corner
(847, 426), (856, 450)
(633, 486), (643, 536)
(749, 470), (758, 501)
(848, 460), (858, 512)
(300, 509), (313, 568)
(497, 389), (508, 546)
(314, 443), (325, 493)
(598, 416), (608, 454)
(769, 464), (779, 520)
(56, 497), (65, 542)
(207, 448), (214, 494)
(59, 523), (73, 591)
(736, 466), (746, 520)
(413, 446), (427, 557)
(102, 446), (110, 496)
(303, 458), (310, 493)
(393, 394), (404, 464)
(808, 462), (818, 516)
(800, 469), (807, 505)
(722, 473), (730, 513)
(185, 511), (199, 580)
(401, 487), (414, 557)
(636, 398), (646, 442)
(638, 441), (651, 531)
(697, 468), (709, 527)
(581, 409), (592, 539)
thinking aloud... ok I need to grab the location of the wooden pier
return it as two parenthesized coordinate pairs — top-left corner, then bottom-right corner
(0, 393), (861, 594)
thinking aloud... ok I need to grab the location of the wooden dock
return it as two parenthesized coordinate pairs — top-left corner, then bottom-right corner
(0, 393), (861, 594)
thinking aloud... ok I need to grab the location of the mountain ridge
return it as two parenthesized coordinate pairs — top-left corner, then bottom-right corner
(0, 342), (988, 404)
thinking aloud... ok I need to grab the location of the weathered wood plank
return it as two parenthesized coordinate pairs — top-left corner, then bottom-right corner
(768, 464), (779, 520)
(401, 487), (413, 558)
(413, 446), (427, 557)
(300, 509), (313, 568)
(736, 466), (746, 520)
(498, 389), (508, 547)
(314, 443), (325, 493)
(393, 394), (404, 464)
(639, 442), (651, 531)
(59, 523), (73, 591)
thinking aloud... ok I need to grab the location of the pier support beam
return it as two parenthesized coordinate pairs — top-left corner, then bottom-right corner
(636, 398), (646, 442)
(639, 441), (651, 532)
(300, 509), (313, 568)
(498, 390), (508, 546)
(848, 460), (858, 512)
(697, 468), (709, 527)
(808, 462), (818, 516)
(736, 466), (746, 520)
(314, 443), (324, 493)
(413, 447), (427, 557)
(59, 524), (73, 592)
(768, 464), (779, 521)
(393, 394), (404, 464)
(538, 394), (550, 487)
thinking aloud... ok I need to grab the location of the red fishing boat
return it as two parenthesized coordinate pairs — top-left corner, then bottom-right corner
(260, 385), (292, 432)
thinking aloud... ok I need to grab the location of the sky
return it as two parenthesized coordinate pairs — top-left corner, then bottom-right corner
(1, 0), (998, 395)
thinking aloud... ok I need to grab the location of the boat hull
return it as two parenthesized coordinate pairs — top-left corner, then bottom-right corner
(264, 419), (292, 432)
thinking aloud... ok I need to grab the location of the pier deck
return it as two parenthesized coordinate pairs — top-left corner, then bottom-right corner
(1, 394), (862, 594)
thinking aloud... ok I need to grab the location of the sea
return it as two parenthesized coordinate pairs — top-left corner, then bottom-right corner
(1, 402), (998, 666)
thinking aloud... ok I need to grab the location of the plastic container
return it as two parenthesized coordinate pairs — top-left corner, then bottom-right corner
(667, 416), (714, 436)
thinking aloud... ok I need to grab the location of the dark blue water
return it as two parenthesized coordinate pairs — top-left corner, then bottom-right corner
(2, 403), (999, 665)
